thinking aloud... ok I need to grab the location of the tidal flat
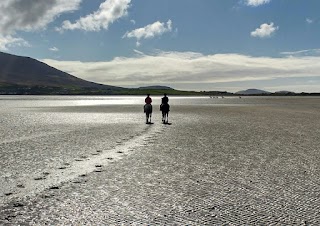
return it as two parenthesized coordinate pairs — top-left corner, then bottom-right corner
(1, 96), (320, 224)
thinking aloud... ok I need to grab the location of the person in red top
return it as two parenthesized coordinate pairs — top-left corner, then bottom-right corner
(144, 94), (153, 123)
(145, 94), (152, 104)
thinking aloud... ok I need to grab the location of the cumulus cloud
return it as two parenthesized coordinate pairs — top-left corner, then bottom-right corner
(0, 35), (30, 51)
(0, 0), (81, 50)
(251, 22), (279, 38)
(245, 0), (271, 7)
(123, 20), (173, 47)
(0, 0), (81, 34)
(58, 0), (131, 31)
(41, 51), (320, 91)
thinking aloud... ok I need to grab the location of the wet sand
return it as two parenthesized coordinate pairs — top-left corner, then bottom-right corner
(1, 97), (320, 224)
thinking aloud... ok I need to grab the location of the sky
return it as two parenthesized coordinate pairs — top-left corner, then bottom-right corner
(0, 0), (320, 92)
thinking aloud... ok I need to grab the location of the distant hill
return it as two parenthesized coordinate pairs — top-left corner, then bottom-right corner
(236, 89), (271, 95)
(0, 51), (121, 90)
(275, 90), (295, 94)
(138, 85), (174, 90)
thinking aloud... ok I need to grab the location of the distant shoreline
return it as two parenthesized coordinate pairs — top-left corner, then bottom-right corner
(0, 84), (319, 96)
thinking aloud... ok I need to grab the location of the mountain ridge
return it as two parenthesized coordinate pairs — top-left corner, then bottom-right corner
(235, 88), (271, 95)
(0, 51), (121, 89)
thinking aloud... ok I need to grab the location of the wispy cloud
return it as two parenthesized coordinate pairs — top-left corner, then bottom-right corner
(245, 0), (271, 7)
(306, 18), (314, 24)
(41, 51), (320, 90)
(251, 22), (279, 38)
(280, 49), (320, 57)
(133, 49), (144, 55)
(49, 47), (59, 52)
(57, 0), (131, 32)
(123, 20), (173, 47)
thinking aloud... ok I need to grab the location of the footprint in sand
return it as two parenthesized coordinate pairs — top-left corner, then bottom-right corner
(41, 193), (55, 199)
(17, 184), (25, 188)
(13, 202), (24, 208)
(49, 186), (59, 190)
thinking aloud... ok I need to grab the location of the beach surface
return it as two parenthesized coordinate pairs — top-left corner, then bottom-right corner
(1, 96), (320, 225)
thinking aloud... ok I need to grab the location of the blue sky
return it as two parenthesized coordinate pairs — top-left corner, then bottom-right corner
(1, 0), (320, 92)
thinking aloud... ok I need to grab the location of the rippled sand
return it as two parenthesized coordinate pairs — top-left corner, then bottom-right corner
(1, 96), (320, 224)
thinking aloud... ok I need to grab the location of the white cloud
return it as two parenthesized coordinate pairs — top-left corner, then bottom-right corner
(251, 22), (279, 38)
(245, 0), (271, 7)
(133, 49), (144, 55)
(49, 47), (59, 52)
(306, 18), (313, 24)
(0, 0), (81, 50)
(0, 0), (82, 35)
(41, 51), (320, 91)
(123, 20), (173, 46)
(0, 35), (30, 51)
(280, 49), (320, 57)
(58, 0), (131, 32)
(130, 19), (136, 25)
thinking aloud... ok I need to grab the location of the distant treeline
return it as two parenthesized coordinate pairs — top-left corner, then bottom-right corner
(0, 84), (319, 96)
(0, 84), (199, 95)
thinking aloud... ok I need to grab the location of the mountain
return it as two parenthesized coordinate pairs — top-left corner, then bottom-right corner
(0, 51), (121, 90)
(236, 89), (271, 95)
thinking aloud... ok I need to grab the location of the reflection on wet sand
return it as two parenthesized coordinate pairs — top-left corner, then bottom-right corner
(1, 96), (320, 224)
